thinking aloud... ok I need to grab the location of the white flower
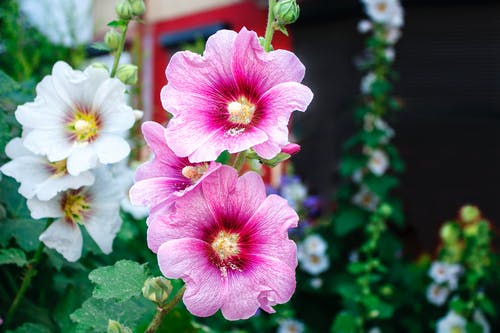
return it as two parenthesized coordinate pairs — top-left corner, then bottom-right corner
(361, 72), (377, 94)
(429, 261), (462, 290)
(374, 117), (395, 143)
(385, 48), (396, 62)
(473, 310), (490, 333)
(368, 149), (389, 176)
(437, 311), (466, 333)
(277, 319), (305, 333)
(426, 283), (450, 306)
(352, 168), (365, 184)
(362, 0), (404, 28)
(385, 28), (402, 44)
(1, 138), (95, 200)
(281, 177), (308, 208)
(368, 328), (382, 333)
(298, 252), (330, 275)
(15, 61), (136, 176)
(358, 19), (373, 33)
(352, 185), (380, 211)
(310, 277), (323, 289)
(27, 168), (123, 262)
(299, 234), (328, 256)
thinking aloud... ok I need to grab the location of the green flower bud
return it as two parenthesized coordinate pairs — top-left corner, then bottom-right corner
(130, 0), (146, 16)
(463, 224), (479, 237)
(378, 203), (392, 218)
(142, 276), (173, 306)
(459, 205), (481, 223)
(107, 320), (132, 333)
(115, 0), (133, 20)
(105, 29), (121, 51)
(440, 222), (460, 243)
(116, 64), (138, 85)
(273, 0), (300, 26)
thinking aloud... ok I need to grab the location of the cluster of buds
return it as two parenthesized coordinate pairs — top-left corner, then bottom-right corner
(142, 277), (173, 307)
(273, 0), (300, 36)
(115, 0), (146, 20)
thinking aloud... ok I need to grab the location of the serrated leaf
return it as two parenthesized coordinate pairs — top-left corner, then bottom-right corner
(0, 247), (27, 266)
(6, 323), (51, 333)
(89, 260), (148, 302)
(70, 297), (154, 333)
(333, 207), (367, 236)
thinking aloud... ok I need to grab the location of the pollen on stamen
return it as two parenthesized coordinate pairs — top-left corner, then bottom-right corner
(181, 164), (207, 183)
(227, 96), (255, 125)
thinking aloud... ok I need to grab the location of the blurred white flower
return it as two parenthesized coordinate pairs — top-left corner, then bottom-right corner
(429, 261), (462, 290)
(362, 0), (404, 28)
(299, 234), (328, 256)
(310, 277), (323, 289)
(277, 319), (305, 333)
(352, 168), (365, 184)
(353, 185), (380, 211)
(437, 311), (466, 333)
(368, 328), (382, 333)
(385, 28), (402, 44)
(358, 19), (373, 33)
(426, 283), (450, 306)
(298, 252), (330, 275)
(1, 138), (94, 200)
(368, 149), (389, 176)
(281, 177), (308, 209)
(15, 61), (136, 176)
(473, 310), (490, 333)
(374, 117), (395, 143)
(385, 48), (396, 62)
(361, 72), (377, 94)
(27, 168), (122, 261)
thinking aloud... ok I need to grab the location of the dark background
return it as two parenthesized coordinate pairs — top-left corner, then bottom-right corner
(290, 0), (500, 254)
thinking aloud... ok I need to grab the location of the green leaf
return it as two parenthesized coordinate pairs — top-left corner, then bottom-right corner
(259, 152), (291, 168)
(89, 260), (149, 302)
(333, 207), (367, 236)
(6, 323), (51, 333)
(70, 297), (154, 333)
(0, 218), (46, 251)
(466, 322), (483, 333)
(331, 312), (359, 333)
(90, 42), (111, 52)
(107, 20), (127, 28)
(0, 247), (27, 266)
(364, 174), (399, 198)
(215, 150), (231, 164)
(478, 296), (496, 316)
(339, 155), (366, 177)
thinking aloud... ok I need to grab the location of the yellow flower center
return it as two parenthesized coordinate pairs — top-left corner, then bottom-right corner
(61, 190), (91, 225)
(451, 326), (463, 333)
(181, 164), (208, 183)
(227, 96), (255, 125)
(211, 231), (240, 260)
(376, 2), (388, 12)
(67, 109), (101, 142)
(47, 159), (68, 177)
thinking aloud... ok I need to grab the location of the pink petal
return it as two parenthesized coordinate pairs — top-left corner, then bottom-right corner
(252, 140), (282, 160)
(129, 177), (179, 208)
(232, 27), (306, 95)
(221, 254), (296, 320)
(157, 238), (226, 317)
(281, 143), (301, 155)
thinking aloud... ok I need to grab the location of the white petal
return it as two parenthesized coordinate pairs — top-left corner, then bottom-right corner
(4, 138), (31, 159)
(100, 105), (136, 133)
(93, 135), (130, 164)
(1, 156), (51, 199)
(36, 171), (95, 200)
(39, 219), (83, 262)
(15, 98), (65, 129)
(27, 196), (63, 219)
(84, 213), (122, 254)
(23, 129), (73, 161)
(66, 145), (98, 176)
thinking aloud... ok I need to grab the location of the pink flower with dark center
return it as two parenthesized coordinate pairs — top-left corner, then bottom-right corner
(161, 27), (313, 163)
(129, 121), (221, 219)
(148, 166), (298, 320)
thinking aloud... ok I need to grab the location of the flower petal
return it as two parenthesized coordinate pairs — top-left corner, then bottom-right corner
(157, 238), (226, 317)
(23, 129), (73, 162)
(39, 219), (83, 262)
(93, 135), (131, 164)
(66, 145), (99, 176)
(27, 196), (63, 219)
(129, 177), (179, 208)
(84, 212), (122, 254)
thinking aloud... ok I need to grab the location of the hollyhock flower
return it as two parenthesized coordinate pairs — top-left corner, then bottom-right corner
(473, 310), (490, 333)
(353, 185), (380, 211)
(280, 176), (307, 209)
(310, 277), (323, 289)
(281, 143), (301, 155)
(385, 47), (396, 62)
(129, 121), (221, 218)
(385, 28), (402, 44)
(27, 168), (122, 261)
(298, 234), (327, 256)
(357, 19), (373, 33)
(368, 328), (382, 333)
(1, 138), (94, 200)
(15, 61), (136, 176)
(148, 166), (298, 320)
(352, 168), (365, 184)
(367, 149), (389, 176)
(426, 283), (450, 306)
(277, 318), (305, 333)
(362, 0), (404, 28)
(298, 252), (329, 275)
(437, 311), (466, 333)
(361, 72), (376, 94)
(429, 261), (462, 290)
(161, 27), (313, 163)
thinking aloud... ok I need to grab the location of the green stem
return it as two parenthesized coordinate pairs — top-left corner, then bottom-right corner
(110, 23), (129, 78)
(263, 0), (277, 52)
(144, 285), (186, 333)
(232, 151), (247, 172)
(3, 219), (52, 329)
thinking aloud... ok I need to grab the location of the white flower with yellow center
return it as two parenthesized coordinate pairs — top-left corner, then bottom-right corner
(1, 138), (94, 200)
(426, 283), (450, 306)
(15, 61), (136, 176)
(362, 0), (404, 28)
(298, 234), (328, 256)
(437, 311), (466, 333)
(27, 168), (122, 262)
(353, 185), (380, 211)
(298, 252), (330, 275)
(368, 149), (389, 176)
(277, 318), (305, 333)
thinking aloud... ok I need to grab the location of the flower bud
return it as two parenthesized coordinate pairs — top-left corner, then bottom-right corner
(440, 222), (460, 243)
(105, 29), (121, 51)
(459, 205), (481, 223)
(91, 62), (109, 71)
(116, 64), (138, 85)
(281, 143), (301, 155)
(273, 0), (300, 26)
(107, 320), (132, 333)
(130, 0), (146, 16)
(115, 0), (133, 20)
(378, 203), (392, 218)
(142, 276), (173, 306)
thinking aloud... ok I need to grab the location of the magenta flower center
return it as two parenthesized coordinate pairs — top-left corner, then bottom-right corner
(227, 96), (256, 125)
(181, 164), (208, 183)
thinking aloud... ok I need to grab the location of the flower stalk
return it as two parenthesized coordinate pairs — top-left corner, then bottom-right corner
(144, 285), (186, 333)
(110, 24), (129, 78)
(263, 0), (277, 52)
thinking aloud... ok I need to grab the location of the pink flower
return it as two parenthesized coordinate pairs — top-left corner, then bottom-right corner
(148, 166), (298, 320)
(161, 27), (313, 163)
(129, 121), (221, 218)
(281, 143), (301, 155)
